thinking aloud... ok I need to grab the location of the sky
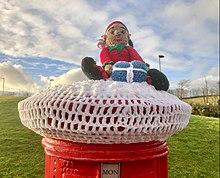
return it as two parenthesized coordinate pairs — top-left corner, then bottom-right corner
(0, 0), (219, 94)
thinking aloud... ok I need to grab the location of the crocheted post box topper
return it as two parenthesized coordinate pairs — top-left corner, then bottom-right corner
(81, 21), (169, 91)
(112, 60), (147, 83)
(18, 80), (192, 144)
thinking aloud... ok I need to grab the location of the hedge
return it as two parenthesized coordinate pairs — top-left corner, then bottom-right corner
(190, 102), (220, 118)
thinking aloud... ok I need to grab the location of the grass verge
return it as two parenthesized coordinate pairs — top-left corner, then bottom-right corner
(168, 115), (219, 177)
(0, 96), (219, 177)
(0, 96), (44, 178)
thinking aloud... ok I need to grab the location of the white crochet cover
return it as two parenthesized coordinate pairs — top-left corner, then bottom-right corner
(18, 80), (192, 144)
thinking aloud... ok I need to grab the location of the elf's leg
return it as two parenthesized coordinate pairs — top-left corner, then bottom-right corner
(147, 69), (169, 91)
(81, 57), (108, 80)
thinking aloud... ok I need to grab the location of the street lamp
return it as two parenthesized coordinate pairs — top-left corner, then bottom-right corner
(49, 79), (54, 87)
(0, 77), (5, 96)
(158, 55), (165, 72)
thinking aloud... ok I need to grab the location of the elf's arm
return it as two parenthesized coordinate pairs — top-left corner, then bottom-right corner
(100, 47), (112, 64)
(100, 47), (114, 74)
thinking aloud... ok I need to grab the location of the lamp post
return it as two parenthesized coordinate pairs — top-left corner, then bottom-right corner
(49, 79), (54, 87)
(158, 55), (165, 72)
(0, 77), (5, 96)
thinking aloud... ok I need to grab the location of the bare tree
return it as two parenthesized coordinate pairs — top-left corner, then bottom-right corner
(176, 79), (190, 99)
(209, 81), (220, 105)
(204, 78), (209, 103)
(202, 87), (207, 104)
(191, 88), (201, 97)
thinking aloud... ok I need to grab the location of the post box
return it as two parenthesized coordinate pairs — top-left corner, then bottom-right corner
(42, 138), (168, 178)
(18, 80), (191, 178)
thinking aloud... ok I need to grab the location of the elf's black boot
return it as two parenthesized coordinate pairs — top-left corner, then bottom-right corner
(81, 57), (108, 80)
(147, 69), (169, 91)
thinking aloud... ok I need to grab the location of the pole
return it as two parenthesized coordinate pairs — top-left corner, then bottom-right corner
(158, 55), (165, 72)
(159, 57), (161, 72)
(3, 78), (4, 96)
(0, 77), (4, 96)
(49, 79), (54, 87)
(205, 78), (208, 104)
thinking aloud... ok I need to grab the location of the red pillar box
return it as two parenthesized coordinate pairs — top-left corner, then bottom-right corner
(42, 138), (168, 178)
(18, 80), (191, 178)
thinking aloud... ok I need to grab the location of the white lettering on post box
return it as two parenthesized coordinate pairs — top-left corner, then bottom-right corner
(101, 163), (120, 178)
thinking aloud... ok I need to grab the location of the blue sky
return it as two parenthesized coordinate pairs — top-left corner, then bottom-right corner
(0, 0), (219, 92)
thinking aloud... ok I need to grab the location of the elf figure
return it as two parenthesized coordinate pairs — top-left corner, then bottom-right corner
(81, 21), (169, 91)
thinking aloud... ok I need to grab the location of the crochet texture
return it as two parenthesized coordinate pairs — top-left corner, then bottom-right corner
(112, 60), (147, 83)
(18, 80), (192, 144)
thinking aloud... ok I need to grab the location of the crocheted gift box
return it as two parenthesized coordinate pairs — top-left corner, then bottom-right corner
(112, 60), (147, 83)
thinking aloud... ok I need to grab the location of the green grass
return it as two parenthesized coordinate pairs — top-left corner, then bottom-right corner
(0, 96), (44, 178)
(0, 96), (219, 178)
(168, 115), (219, 178)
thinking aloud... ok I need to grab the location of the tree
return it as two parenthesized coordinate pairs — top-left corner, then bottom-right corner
(176, 79), (190, 99)
(209, 81), (220, 105)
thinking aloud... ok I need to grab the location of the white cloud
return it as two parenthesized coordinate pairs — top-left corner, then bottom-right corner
(207, 66), (219, 77)
(39, 75), (48, 83)
(162, 0), (218, 57)
(0, 60), (87, 93)
(40, 68), (87, 87)
(0, 61), (37, 92)
(52, 68), (87, 85)
(189, 66), (219, 90)
(0, 0), (108, 64)
(0, 0), (218, 92)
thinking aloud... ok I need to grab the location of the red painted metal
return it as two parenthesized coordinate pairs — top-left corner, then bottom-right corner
(42, 137), (169, 178)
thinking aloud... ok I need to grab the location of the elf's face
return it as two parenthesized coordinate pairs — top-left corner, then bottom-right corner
(105, 23), (130, 46)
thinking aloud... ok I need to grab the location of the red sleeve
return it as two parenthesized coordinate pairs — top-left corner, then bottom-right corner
(100, 47), (112, 65)
(128, 47), (145, 63)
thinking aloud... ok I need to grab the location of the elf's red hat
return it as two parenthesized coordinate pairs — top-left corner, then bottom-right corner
(105, 21), (129, 33)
